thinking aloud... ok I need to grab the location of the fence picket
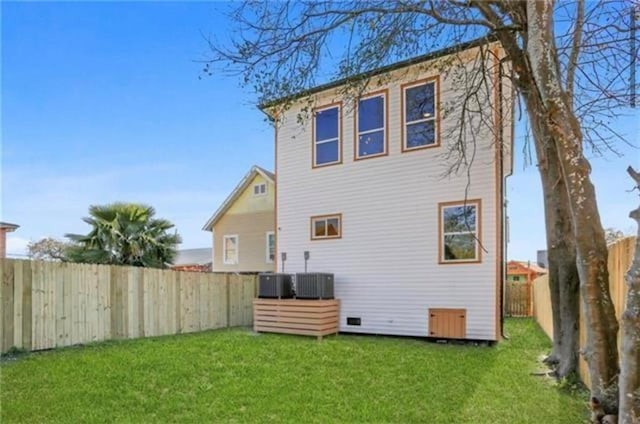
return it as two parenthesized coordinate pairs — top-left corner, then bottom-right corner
(0, 259), (257, 354)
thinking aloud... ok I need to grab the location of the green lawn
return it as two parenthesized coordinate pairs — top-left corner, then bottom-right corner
(1, 319), (587, 423)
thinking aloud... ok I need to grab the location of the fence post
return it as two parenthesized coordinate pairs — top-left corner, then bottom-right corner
(1, 260), (15, 353)
(225, 273), (231, 328)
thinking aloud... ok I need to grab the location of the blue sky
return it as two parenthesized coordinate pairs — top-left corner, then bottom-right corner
(2, 2), (638, 262)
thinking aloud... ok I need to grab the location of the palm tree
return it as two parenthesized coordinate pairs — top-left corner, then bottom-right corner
(65, 202), (182, 268)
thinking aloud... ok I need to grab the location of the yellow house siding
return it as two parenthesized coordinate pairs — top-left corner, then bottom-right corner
(213, 210), (275, 272)
(227, 174), (274, 215)
(210, 173), (276, 272)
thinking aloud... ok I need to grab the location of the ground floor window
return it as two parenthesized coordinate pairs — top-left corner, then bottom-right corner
(223, 235), (238, 264)
(266, 231), (275, 263)
(311, 214), (342, 240)
(439, 200), (481, 263)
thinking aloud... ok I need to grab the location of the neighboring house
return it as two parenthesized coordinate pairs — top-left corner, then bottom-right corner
(203, 166), (276, 273)
(171, 248), (212, 272)
(260, 38), (514, 341)
(506, 260), (547, 284)
(0, 222), (19, 259)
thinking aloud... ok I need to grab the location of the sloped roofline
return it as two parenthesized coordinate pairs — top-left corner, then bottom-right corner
(0, 222), (19, 231)
(202, 165), (275, 231)
(258, 34), (498, 114)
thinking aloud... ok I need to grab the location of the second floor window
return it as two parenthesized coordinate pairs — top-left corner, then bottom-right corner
(356, 92), (387, 159)
(314, 104), (341, 167)
(403, 79), (438, 151)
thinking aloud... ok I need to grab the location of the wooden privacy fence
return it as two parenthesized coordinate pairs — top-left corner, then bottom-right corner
(0, 259), (258, 354)
(504, 281), (532, 317)
(532, 236), (636, 389)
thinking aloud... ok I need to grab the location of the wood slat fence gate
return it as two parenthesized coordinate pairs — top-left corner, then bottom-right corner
(504, 281), (532, 317)
(0, 259), (257, 354)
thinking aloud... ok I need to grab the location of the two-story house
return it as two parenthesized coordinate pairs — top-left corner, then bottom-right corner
(203, 165), (276, 273)
(261, 38), (513, 341)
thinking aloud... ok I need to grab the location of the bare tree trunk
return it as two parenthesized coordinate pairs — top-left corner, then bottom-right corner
(525, 97), (580, 379)
(620, 167), (640, 423)
(527, 0), (619, 414)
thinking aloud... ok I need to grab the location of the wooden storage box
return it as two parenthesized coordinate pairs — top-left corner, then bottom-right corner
(253, 298), (340, 340)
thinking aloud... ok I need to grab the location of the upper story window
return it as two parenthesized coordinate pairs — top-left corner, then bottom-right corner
(313, 103), (342, 167)
(254, 183), (267, 196)
(402, 78), (439, 152)
(439, 200), (481, 264)
(311, 214), (342, 240)
(356, 91), (387, 160)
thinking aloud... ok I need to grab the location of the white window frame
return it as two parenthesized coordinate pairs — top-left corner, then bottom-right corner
(253, 183), (267, 196)
(355, 91), (387, 160)
(223, 234), (239, 265)
(402, 78), (439, 151)
(313, 103), (342, 167)
(439, 200), (481, 264)
(265, 231), (275, 263)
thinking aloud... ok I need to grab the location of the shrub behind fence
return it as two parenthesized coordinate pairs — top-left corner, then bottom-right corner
(0, 259), (257, 353)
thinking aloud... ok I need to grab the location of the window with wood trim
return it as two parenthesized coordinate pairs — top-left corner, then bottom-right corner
(311, 214), (341, 240)
(266, 231), (275, 263)
(356, 92), (387, 159)
(313, 104), (341, 167)
(439, 200), (481, 263)
(223, 235), (239, 265)
(403, 79), (438, 151)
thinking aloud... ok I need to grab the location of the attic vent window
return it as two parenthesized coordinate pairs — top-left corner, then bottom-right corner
(254, 183), (267, 196)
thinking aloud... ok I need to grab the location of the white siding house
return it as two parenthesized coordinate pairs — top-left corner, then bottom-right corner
(263, 39), (513, 341)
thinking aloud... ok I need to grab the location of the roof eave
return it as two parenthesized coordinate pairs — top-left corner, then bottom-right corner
(202, 165), (275, 231)
(257, 34), (498, 112)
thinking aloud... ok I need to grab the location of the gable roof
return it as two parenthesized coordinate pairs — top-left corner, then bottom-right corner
(202, 165), (275, 231)
(258, 34), (497, 113)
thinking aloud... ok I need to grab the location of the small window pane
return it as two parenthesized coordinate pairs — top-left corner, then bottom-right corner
(444, 234), (476, 261)
(314, 220), (326, 237)
(315, 107), (339, 141)
(254, 185), (259, 195)
(405, 83), (435, 122)
(327, 218), (339, 236)
(443, 205), (476, 233)
(225, 237), (236, 250)
(358, 96), (384, 132)
(358, 130), (385, 157)
(406, 120), (435, 148)
(316, 140), (339, 165)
